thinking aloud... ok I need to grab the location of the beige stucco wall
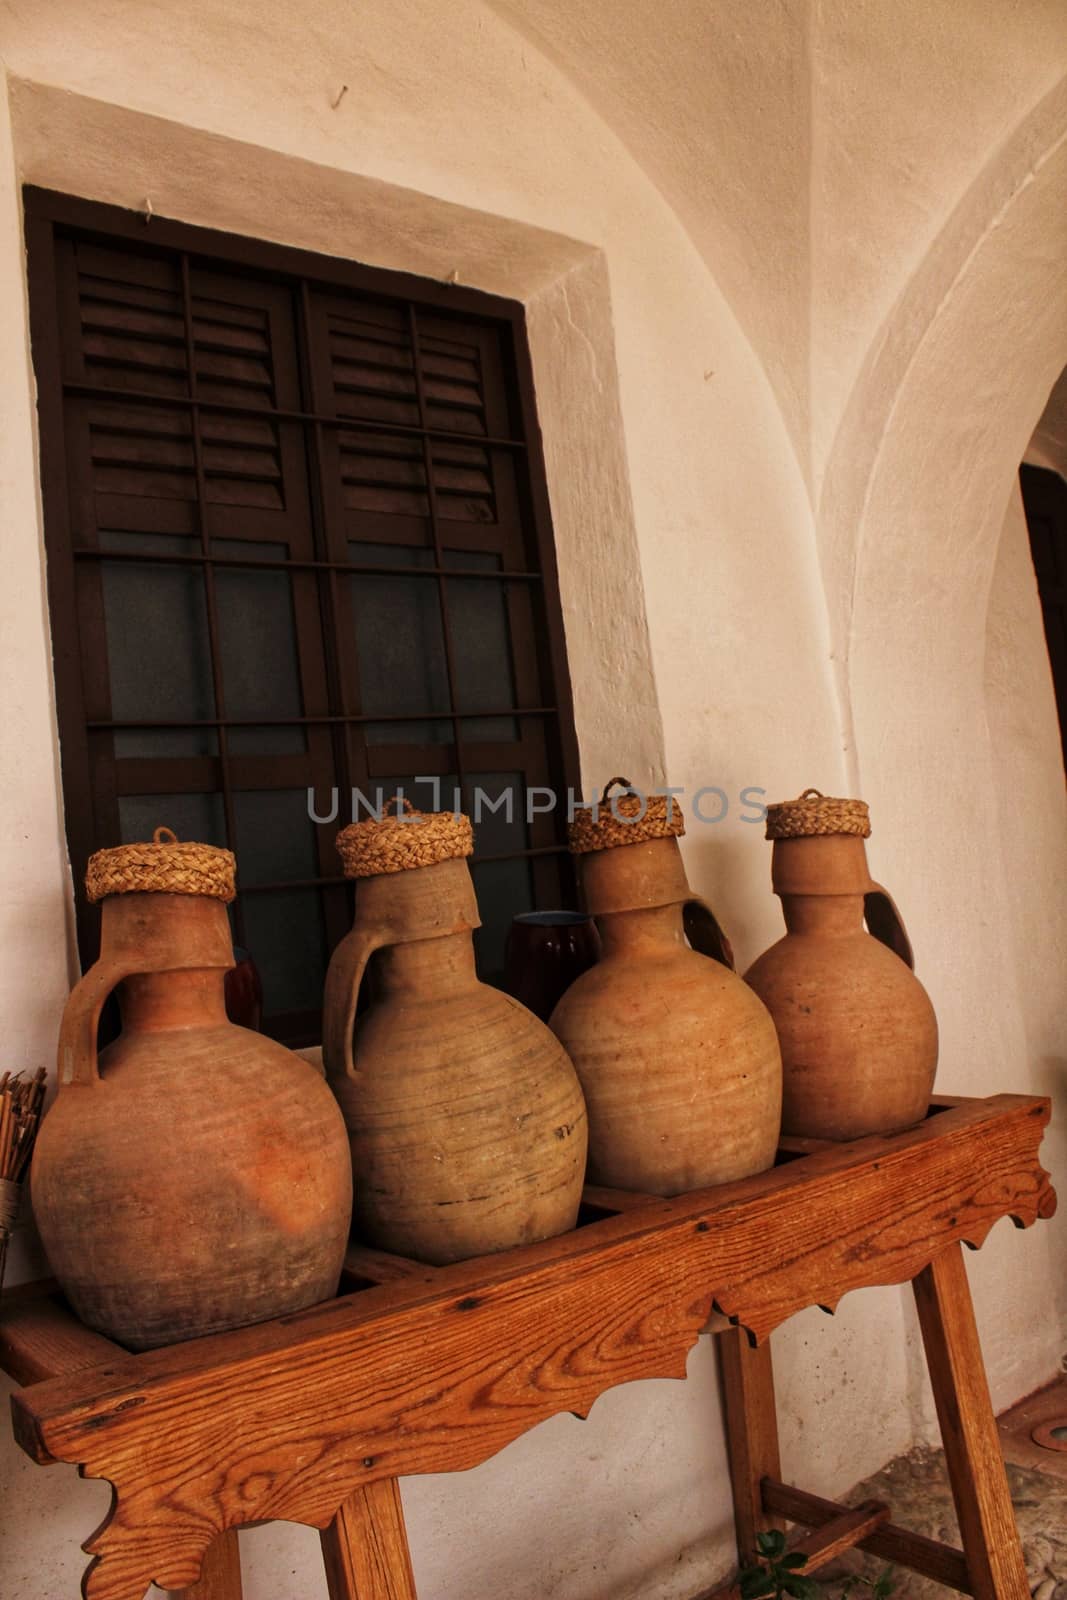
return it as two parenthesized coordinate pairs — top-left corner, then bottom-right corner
(0, 3), (1064, 1597)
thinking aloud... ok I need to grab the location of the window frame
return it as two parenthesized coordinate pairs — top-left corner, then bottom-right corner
(24, 185), (581, 1042)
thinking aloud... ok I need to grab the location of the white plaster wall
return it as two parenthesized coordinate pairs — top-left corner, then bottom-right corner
(489, 0), (813, 481)
(0, 6), (845, 1599)
(0, 2), (1064, 1597)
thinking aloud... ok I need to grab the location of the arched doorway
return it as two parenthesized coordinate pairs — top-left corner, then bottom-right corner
(1019, 365), (1067, 772)
(818, 83), (1067, 1407)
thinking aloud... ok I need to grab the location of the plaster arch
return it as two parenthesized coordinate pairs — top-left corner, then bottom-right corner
(818, 73), (1067, 763)
(819, 81), (1067, 1402)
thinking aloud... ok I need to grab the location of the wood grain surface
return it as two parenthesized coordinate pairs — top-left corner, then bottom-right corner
(319, 1480), (418, 1600)
(719, 1327), (783, 1561)
(2, 1094), (1053, 1600)
(913, 1246), (1032, 1600)
(761, 1480), (972, 1593)
(170, 1529), (242, 1600)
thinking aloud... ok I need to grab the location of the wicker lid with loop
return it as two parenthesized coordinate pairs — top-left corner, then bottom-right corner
(335, 797), (474, 879)
(85, 827), (237, 903)
(568, 777), (686, 856)
(764, 788), (871, 841)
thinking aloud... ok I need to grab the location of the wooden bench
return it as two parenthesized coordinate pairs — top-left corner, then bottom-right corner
(0, 1093), (1055, 1600)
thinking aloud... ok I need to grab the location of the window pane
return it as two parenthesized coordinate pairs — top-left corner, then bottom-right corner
(234, 789), (319, 886)
(347, 541), (433, 569)
(214, 539), (305, 754)
(342, 774), (459, 823)
(364, 718), (453, 748)
(118, 791), (226, 848)
(241, 888), (326, 1017)
(349, 570), (450, 719)
(469, 771), (528, 857)
(447, 573), (518, 738)
(100, 530), (198, 555)
(472, 856), (534, 986)
(101, 556), (215, 756)
(442, 548), (501, 571)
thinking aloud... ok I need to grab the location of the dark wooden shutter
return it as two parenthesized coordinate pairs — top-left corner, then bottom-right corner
(26, 189), (579, 1044)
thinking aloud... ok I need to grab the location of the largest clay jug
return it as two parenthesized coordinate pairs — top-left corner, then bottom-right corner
(548, 779), (782, 1195)
(32, 829), (352, 1350)
(744, 790), (938, 1140)
(322, 801), (587, 1265)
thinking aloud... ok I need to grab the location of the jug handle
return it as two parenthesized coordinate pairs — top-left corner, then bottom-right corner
(57, 954), (141, 1087)
(864, 884), (915, 970)
(683, 897), (735, 971)
(322, 925), (386, 1084)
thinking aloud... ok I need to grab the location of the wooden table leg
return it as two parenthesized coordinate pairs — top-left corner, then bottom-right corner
(320, 1478), (418, 1599)
(170, 1529), (243, 1599)
(913, 1243), (1030, 1600)
(718, 1326), (785, 1564)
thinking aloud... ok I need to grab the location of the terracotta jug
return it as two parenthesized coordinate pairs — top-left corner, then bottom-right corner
(744, 789), (938, 1140)
(322, 802), (587, 1265)
(32, 830), (352, 1351)
(548, 779), (782, 1195)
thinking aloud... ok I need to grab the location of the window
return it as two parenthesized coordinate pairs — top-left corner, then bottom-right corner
(26, 189), (579, 1045)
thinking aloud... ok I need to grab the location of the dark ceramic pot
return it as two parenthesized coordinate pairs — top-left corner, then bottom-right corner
(225, 946), (263, 1032)
(503, 911), (601, 1022)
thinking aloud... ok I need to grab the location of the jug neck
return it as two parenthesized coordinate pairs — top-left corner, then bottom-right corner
(100, 891), (235, 972)
(770, 834), (874, 897)
(352, 857), (480, 946)
(374, 930), (478, 998)
(579, 835), (692, 917)
(118, 969), (229, 1032)
(781, 895), (865, 937)
(597, 902), (684, 956)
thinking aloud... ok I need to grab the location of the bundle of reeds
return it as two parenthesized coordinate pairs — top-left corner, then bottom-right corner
(0, 1067), (47, 1294)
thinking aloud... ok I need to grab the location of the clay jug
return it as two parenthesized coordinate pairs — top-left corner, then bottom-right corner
(548, 779), (782, 1195)
(32, 829), (352, 1351)
(322, 801), (587, 1265)
(744, 789), (938, 1140)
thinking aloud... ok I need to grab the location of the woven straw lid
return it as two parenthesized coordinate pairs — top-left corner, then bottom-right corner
(85, 826), (236, 903)
(765, 788), (871, 840)
(336, 797), (473, 879)
(569, 777), (685, 856)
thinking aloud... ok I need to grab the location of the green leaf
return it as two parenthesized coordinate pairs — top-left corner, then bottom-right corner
(782, 1576), (821, 1600)
(740, 1572), (776, 1599)
(757, 1530), (787, 1557)
(779, 1552), (809, 1569)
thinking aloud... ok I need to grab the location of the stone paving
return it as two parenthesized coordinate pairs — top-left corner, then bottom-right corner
(823, 1446), (1067, 1600)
